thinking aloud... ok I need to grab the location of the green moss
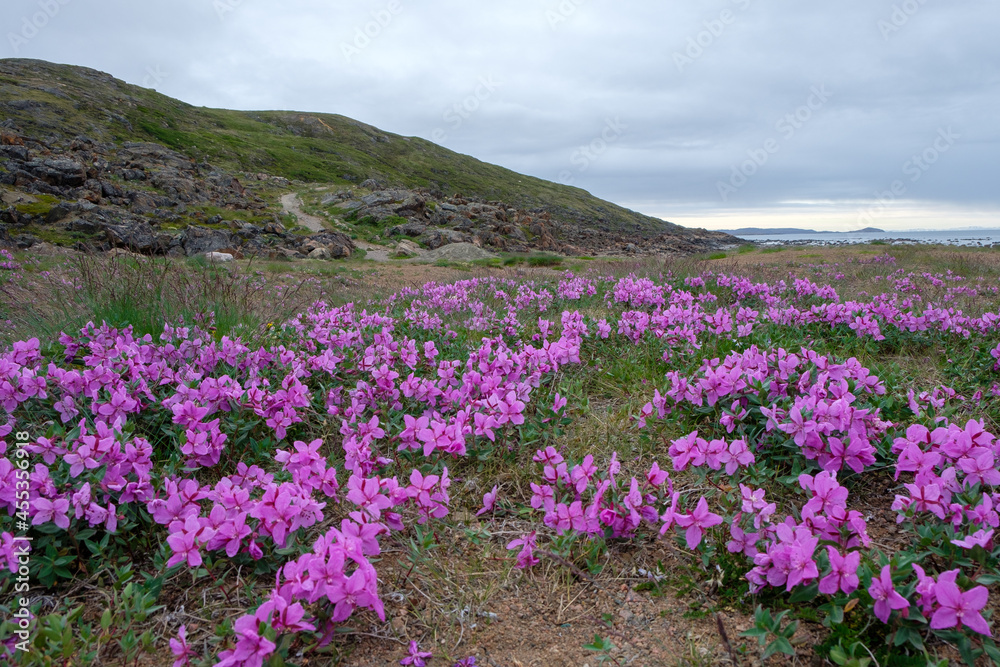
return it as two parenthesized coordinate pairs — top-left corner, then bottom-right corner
(21, 225), (89, 246)
(15, 202), (54, 217)
(14, 194), (61, 218)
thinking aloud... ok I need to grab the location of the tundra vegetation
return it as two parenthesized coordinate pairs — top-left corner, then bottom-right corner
(1, 244), (1000, 666)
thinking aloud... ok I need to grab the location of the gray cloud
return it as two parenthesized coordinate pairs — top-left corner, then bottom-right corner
(2, 0), (998, 229)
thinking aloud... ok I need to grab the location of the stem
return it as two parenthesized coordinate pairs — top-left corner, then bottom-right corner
(203, 564), (233, 605)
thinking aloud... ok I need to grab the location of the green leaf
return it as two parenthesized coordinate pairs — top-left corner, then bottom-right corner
(983, 643), (1000, 663)
(763, 637), (795, 659)
(584, 634), (612, 651)
(789, 583), (818, 603)
(826, 605), (844, 626)
(66, 605), (85, 623)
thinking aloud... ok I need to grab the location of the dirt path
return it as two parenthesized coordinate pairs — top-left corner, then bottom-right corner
(279, 193), (325, 232)
(354, 239), (392, 262)
(280, 193), (397, 261)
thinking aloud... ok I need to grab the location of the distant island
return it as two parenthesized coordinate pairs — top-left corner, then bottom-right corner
(720, 227), (885, 235)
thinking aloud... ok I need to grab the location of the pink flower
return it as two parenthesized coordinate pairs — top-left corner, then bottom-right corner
(818, 547), (860, 595)
(497, 390), (525, 426)
(218, 615), (276, 667)
(475, 485), (498, 517)
(32, 497), (71, 529)
(645, 462), (670, 487)
(329, 564), (384, 622)
(507, 532), (539, 569)
(659, 491), (682, 535)
(868, 565), (909, 623)
(346, 475), (392, 519)
(930, 570), (991, 636)
(951, 529), (994, 550)
(722, 439), (754, 475)
(255, 589), (316, 634)
(166, 524), (204, 569)
(958, 451), (1000, 487)
(169, 625), (197, 667)
(548, 501), (586, 535)
(401, 640), (433, 666)
(533, 446), (563, 467)
(726, 523), (759, 558)
(801, 471), (848, 517)
(912, 564), (937, 613)
(675, 497), (722, 549)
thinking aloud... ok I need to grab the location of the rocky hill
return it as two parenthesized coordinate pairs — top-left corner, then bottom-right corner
(0, 59), (737, 258)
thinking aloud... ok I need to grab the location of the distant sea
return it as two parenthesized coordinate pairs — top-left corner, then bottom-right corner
(734, 229), (1000, 247)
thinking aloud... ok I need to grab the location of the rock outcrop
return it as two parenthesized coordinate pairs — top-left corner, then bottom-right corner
(322, 186), (736, 257)
(0, 117), (735, 259)
(0, 124), (354, 259)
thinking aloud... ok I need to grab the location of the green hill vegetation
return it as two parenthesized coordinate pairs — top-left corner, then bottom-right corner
(0, 58), (675, 234)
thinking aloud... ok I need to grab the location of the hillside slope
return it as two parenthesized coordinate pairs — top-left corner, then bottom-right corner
(1, 59), (679, 235)
(0, 59), (739, 257)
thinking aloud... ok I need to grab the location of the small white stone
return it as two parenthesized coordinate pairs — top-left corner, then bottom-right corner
(205, 252), (234, 263)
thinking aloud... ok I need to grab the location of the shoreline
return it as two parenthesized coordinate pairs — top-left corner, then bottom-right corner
(742, 236), (1000, 248)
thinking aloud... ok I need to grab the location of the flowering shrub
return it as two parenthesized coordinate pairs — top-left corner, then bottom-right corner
(1, 258), (999, 664)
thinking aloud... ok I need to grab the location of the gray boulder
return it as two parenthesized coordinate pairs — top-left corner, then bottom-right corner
(393, 194), (424, 214)
(44, 202), (75, 224)
(0, 145), (28, 162)
(387, 221), (427, 237)
(25, 158), (87, 187)
(299, 230), (355, 259)
(361, 191), (396, 207)
(422, 229), (471, 249)
(179, 226), (238, 256)
(102, 221), (171, 254)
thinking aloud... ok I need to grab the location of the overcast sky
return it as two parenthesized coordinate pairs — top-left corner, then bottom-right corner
(2, 1), (998, 230)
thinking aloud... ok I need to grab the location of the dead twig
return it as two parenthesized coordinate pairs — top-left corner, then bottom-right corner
(715, 612), (737, 665)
